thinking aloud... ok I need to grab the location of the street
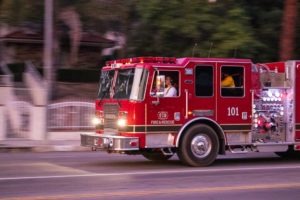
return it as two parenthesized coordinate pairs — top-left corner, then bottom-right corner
(0, 151), (300, 200)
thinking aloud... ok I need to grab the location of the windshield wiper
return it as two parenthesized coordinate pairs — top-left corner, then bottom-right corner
(112, 85), (122, 108)
(98, 85), (110, 105)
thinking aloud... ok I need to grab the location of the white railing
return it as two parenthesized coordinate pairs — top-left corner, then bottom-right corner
(6, 100), (32, 138)
(48, 101), (94, 131)
(1, 61), (96, 139)
(0, 62), (22, 137)
(3, 99), (95, 138)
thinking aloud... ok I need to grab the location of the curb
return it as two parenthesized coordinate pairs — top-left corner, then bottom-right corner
(0, 140), (90, 153)
(33, 145), (90, 152)
(0, 145), (90, 153)
(0, 146), (34, 153)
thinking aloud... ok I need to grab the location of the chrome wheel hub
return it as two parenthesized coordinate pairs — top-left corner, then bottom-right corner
(191, 134), (212, 158)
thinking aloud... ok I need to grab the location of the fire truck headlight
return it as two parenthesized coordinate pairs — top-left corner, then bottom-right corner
(117, 118), (127, 127)
(92, 117), (101, 126)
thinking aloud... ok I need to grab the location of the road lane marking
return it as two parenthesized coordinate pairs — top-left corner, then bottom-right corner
(1, 164), (300, 181)
(1, 182), (300, 200)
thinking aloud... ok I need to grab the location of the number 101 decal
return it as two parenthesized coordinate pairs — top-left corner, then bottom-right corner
(227, 107), (239, 116)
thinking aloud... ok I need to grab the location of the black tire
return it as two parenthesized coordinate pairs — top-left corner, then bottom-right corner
(142, 152), (173, 161)
(177, 124), (219, 167)
(275, 146), (300, 159)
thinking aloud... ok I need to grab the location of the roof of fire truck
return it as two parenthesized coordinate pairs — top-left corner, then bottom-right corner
(104, 57), (253, 69)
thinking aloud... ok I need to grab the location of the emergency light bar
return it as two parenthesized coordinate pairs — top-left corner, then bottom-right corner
(106, 57), (176, 66)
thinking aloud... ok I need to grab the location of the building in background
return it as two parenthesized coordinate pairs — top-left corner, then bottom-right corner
(0, 27), (115, 68)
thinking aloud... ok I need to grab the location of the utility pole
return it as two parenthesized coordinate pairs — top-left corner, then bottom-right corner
(40, 0), (54, 140)
(43, 0), (54, 100)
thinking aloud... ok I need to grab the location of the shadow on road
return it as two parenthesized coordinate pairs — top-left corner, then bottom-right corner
(80, 152), (300, 170)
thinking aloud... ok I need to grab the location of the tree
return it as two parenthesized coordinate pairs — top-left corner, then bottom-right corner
(0, 0), (43, 26)
(279, 0), (298, 60)
(129, 0), (258, 59)
(58, 6), (82, 65)
(130, 0), (216, 56)
(210, 3), (258, 58)
(241, 0), (283, 62)
(1, 0), (298, 63)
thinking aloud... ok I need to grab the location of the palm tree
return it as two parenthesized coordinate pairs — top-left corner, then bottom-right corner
(58, 7), (82, 66)
(279, 0), (298, 60)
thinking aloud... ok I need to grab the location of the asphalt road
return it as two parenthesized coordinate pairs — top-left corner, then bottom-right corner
(0, 151), (300, 200)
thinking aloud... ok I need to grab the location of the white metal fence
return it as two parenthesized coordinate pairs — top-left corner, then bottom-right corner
(1, 61), (96, 140)
(6, 100), (31, 138)
(4, 99), (95, 139)
(48, 101), (94, 131)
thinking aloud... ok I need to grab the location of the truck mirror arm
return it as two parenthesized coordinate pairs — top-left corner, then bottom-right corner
(152, 96), (160, 105)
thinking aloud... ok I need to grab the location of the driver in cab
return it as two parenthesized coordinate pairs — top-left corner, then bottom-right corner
(164, 76), (177, 97)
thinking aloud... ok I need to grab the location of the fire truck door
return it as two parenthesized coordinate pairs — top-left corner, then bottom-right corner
(147, 71), (184, 135)
(217, 63), (252, 131)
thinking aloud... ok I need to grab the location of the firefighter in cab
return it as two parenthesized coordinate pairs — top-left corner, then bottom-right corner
(221, 73), (235, 88)
(164, 76), (177, 97)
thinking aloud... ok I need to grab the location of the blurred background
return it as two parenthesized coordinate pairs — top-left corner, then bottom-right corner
(0, 0), (299, 144)
(1, 0), (300, 66)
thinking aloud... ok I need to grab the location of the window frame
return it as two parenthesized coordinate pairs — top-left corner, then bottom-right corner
(150, 70), (180, 98)
(220, 65), (245, 98)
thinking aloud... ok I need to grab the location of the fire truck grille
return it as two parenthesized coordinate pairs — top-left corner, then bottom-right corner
(103, 103), (119, 130)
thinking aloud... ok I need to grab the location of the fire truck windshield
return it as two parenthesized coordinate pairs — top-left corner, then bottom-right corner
(113, 68), (148, 100)
(98, 68), (148, 100)
(98, 70), (115, 99)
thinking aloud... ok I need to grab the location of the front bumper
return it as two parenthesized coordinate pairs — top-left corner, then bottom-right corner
(80, 133), (139, 151)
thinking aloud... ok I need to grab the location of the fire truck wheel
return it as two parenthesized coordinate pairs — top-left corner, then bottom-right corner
(178, 124), (219, 167)
(142, 152), (173, 161)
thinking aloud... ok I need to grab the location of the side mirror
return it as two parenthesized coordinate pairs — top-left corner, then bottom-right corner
(155, 75), (165, 97)
(151, 75), (165, 105)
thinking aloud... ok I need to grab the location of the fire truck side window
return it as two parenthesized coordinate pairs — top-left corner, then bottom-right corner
(221, 66), (244, 97)
(195, 66), (213, 97)
(151, 71), (179, 97)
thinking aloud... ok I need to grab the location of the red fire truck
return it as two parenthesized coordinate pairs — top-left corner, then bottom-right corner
(81, 57), (300, 166)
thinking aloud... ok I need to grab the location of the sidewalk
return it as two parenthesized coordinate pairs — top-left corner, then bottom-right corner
(0, 132), (91, 152)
